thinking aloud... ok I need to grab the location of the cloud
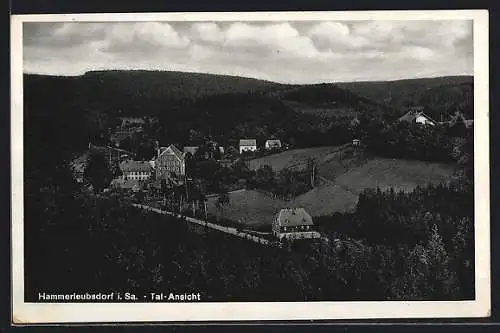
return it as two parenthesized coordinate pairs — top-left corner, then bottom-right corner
(190, 22), (225, 43)
(103, 22), (190, 54)
(22, 20), (473, 83)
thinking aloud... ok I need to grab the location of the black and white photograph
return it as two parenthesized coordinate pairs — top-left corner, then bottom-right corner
(11, 10), (490, 323)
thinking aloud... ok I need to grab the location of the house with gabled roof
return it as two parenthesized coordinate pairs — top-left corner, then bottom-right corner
(155, 144), (186, 180)
(239, 139), (257, 154)
(272, 208), (321, 241)
(398, 106), (436, 126)
(265, 139), (282, 150)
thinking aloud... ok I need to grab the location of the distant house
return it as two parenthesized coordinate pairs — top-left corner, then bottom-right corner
(463, 119), (474, 128)
(272, 208), (321, 241)
(265, 139), (282, 150)
(155, 144), (186, 180)
(239, 139), (257, 154)
(118, 117), (146, 127)
(183, 146), (199, 158)
(119, 160), (153, 181)
(352, 139), (361, 147)
(398, 107), (436, 126)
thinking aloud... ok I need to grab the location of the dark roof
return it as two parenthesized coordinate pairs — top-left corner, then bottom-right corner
(276, 208), (313, 227)
(240, 139), (257, 146)
(119, 160), (152, 172)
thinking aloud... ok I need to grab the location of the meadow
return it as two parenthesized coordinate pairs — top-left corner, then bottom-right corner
(209, 147), (457, 230)
(248, 144), (348, 171)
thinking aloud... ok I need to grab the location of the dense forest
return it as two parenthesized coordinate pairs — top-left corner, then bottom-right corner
(336, 76), (474, 119)
(24, 71), (473, 155)
(25, 152), (474, 301)
(23, 70), (476, 302)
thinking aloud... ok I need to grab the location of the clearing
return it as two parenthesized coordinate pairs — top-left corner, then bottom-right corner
(208, 146), (456, 230)
(329, 157), (456, 194)
(248, 144), (349, 172)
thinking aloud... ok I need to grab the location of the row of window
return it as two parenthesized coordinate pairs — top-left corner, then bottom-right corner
(126, 171), (151, 176)
(280, 225), (311, 232)
(124, 175), (150, 180)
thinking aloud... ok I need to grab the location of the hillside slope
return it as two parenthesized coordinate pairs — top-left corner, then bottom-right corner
(336, 76), (474, 119)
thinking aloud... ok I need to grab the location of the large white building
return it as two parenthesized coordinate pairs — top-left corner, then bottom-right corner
(239, 139), (257, 154)
(119, 160), (153, 181)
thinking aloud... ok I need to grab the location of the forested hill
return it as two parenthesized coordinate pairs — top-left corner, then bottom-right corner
(23, 70), (384, 150)
(24, 71), (282, 116)
(24, 70), (392, 121)
(24, 71), (474, 157)
(336, 76), (474, 120)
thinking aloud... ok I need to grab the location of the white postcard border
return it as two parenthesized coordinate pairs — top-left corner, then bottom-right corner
(11, 10), (490, 324)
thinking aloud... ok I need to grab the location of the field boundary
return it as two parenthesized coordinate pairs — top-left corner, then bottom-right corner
(132, 203), (273, 246)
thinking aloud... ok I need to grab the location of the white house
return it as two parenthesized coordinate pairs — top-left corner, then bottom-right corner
(119, 160), (153, 181)
(272, 208), (321, 241)
(265, 139), (282, 150)
(239, 139), (257, 154)
(398, 107), (436, 126)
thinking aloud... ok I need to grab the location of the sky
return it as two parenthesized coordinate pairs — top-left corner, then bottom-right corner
(23, 20), (473, 84)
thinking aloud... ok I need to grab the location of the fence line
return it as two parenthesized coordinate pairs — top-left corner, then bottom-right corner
(132, 203), (271, 246)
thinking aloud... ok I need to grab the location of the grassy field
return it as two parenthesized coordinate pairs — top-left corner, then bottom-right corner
(291, 183), (359, 216)
(208, 147), (457, 230)
(332, 157), (456, 194)
(248, 145), (348, 172)
(206, 190), (287, 229)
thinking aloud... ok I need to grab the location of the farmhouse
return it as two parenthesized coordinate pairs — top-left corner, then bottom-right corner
(272, 208), (321, 241)
(239, 139), (257, 154)
(265, 139), (282, 150)
(398, 107), (436, 126)
(119, 160), (153, 181)
(155, 144), (186, 180)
